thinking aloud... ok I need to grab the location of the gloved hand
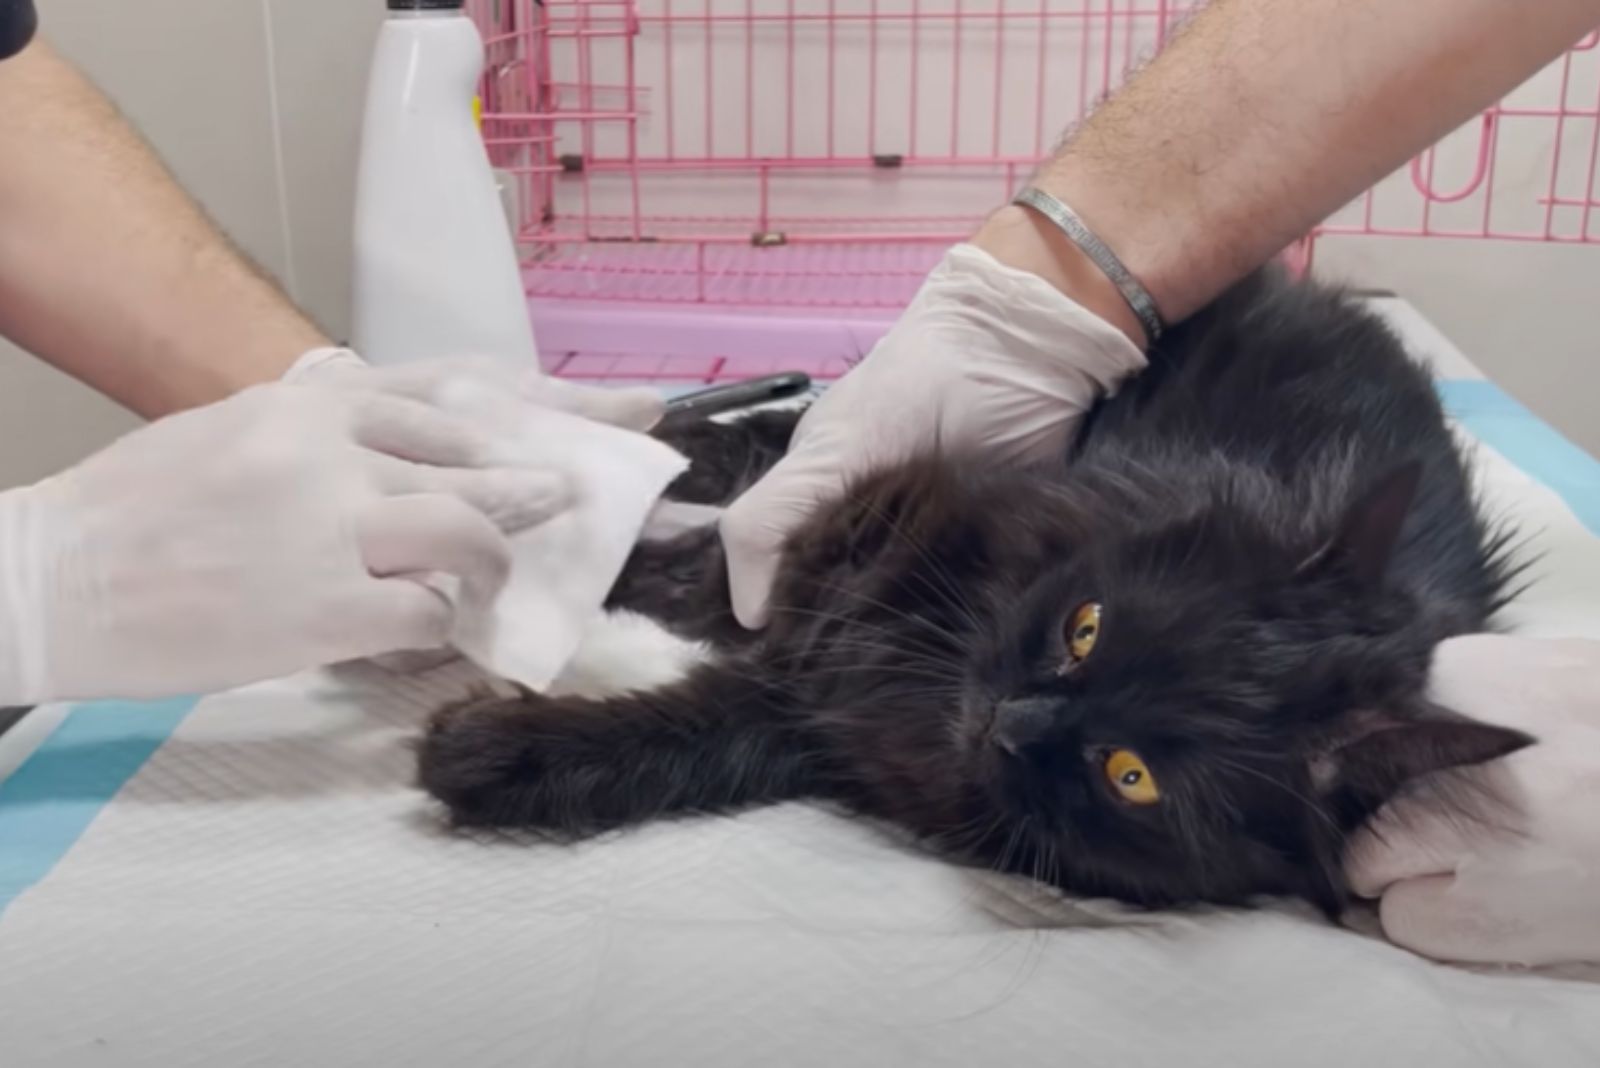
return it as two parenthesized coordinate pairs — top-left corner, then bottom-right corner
(0, 352), (659, 704)
(719, 243), (1147, 627)
(1345, 634), (1600, 966)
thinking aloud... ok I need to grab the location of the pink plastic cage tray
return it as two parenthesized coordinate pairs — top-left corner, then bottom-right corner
(465, 0), (1600, 385)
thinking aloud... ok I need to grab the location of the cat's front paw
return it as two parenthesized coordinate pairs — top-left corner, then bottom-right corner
(417, 693), (549, 828)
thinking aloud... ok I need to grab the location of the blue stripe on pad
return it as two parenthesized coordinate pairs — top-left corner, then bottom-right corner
(0, 697), (198, 917)
(1438, 379), (1600, 537)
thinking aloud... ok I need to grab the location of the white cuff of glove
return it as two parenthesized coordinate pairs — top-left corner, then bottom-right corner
(0, 486), (61, 704)
(923, 244), (1150, 411)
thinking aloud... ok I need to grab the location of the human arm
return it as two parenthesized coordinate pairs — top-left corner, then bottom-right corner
(722, 0), (1600, 627)
(1345, 635), (1600, 967)
(975, 0), (1600, 331)
(0, 35), (326, 417)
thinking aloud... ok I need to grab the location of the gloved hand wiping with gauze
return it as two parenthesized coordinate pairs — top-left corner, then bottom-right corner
(385, 366), (688, 689)
(0, 348), (682, 704)
(273, 349), (689, 692)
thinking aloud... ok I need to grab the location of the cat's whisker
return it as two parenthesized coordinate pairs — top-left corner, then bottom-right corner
(934, 815), (996, 859)
(1045, 840), (1063, 891)
(937, 812), (999, 846)
(1211, 756), (1340, 837)
(765, 635), (965, 677)
(707, 662), (955, 708)
(713, 648), (967, 710)
(764, 632), (976, 686)
(838, 491), (988, 635)
(761, 646), (968, 689)
(795, 579), (974, 656)
(768, 603), (963, 663)
(991, 818), (1030, 879)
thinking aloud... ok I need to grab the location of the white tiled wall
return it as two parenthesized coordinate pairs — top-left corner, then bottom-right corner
(0, 0), (1594, 490)
(262, 0), (386, 334)
(0, 0), (384, 488)
(1318, 237), (1600, 460)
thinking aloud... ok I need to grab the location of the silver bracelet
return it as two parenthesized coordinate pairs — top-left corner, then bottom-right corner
(1011, 186), (1165, 345)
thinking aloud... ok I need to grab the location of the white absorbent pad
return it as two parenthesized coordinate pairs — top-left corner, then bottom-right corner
(3, 341), (1600, 1063)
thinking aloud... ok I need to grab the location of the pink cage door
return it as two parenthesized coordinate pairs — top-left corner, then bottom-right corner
(466, 0), (1600, 385)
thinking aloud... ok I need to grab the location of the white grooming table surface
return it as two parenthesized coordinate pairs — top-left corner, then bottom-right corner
(1, 300), (1598, 1068)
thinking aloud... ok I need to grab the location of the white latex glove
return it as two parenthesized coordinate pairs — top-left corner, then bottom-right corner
(290, 350), (677, 684)
(0, 352), (657, 704)
(288, 348), (665, 432)
(1345, 635), (1600, 966)
(719, 243), (1147, 627)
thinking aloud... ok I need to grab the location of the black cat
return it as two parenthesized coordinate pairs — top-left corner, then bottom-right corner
(418, 269), (1532, 915)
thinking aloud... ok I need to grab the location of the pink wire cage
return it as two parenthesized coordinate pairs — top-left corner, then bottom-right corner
(464, 0), (1600, 384)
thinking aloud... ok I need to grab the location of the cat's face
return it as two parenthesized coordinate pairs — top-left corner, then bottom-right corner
(955, 472), (1530, 912)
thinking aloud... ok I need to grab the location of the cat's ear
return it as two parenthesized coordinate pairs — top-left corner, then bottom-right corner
(1313, 704), (1533, 815)
(1296, 462), (1423, 586)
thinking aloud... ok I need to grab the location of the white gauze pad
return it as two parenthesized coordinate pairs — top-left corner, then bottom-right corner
(434, 380), (688, 689)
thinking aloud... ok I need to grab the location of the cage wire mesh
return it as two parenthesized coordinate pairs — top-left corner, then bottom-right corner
(465, 0), (1600, 379)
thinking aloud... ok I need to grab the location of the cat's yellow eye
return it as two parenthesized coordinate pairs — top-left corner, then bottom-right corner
(1104, 749), (1161, 805)
(1066, 602), (1102, 662)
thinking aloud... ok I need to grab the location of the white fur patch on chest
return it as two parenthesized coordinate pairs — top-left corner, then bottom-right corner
(548, 610), (716, 699)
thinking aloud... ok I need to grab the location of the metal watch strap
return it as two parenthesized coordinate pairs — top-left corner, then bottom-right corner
(1011, 186), (1165, 345)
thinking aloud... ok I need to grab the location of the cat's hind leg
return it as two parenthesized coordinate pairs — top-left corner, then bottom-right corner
(655, 408), (803, 505)
(417, 664), (823, 835)
(609, 407), (803, 641)
(605, 526), (747, 645)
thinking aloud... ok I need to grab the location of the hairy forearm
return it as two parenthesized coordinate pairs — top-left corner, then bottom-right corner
(0, 38), (327, 417)
(975, 0), (1600, 341)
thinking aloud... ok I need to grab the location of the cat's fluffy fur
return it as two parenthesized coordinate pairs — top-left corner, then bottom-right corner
(418, 269), (1532, 914)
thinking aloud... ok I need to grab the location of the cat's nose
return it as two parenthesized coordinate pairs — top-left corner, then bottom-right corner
(991, 697), (1056, 755)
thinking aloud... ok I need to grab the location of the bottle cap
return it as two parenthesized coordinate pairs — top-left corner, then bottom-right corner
(0, 0), (40, 62)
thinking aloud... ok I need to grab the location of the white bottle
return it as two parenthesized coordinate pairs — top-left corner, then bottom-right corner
(351, 0), (539, 369)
